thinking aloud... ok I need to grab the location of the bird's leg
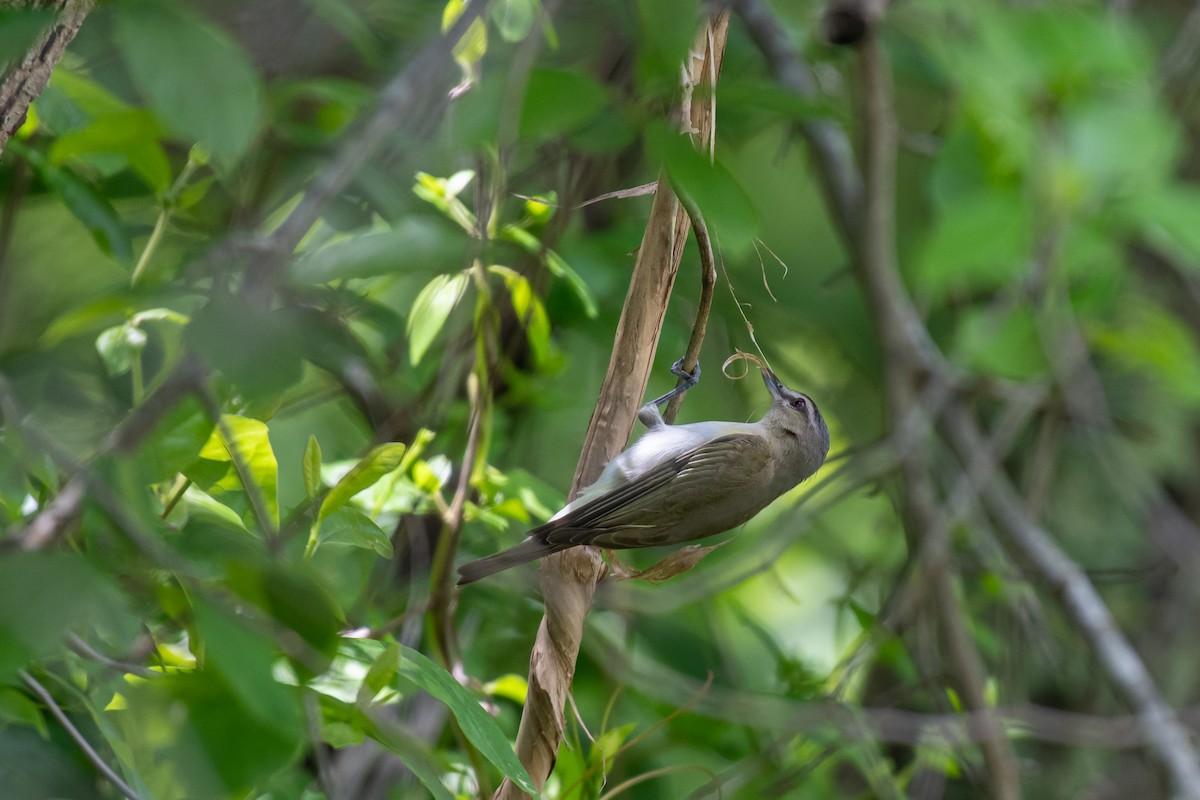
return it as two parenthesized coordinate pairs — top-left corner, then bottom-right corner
(637, 359), (700, 428)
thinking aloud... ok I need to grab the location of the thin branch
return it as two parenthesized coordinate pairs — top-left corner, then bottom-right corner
(67, 633), (158, 679)
(16, 472), (85, 550)
(585, 633), (1200, 751)
(662, 195), (717, 425)
(19, 669), (142, 800)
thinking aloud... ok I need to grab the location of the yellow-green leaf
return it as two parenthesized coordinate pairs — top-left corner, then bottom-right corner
(318, 443), (407, 523)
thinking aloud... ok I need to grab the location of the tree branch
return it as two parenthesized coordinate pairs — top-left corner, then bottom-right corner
(20, 669), (141, 800)
(496, 14), (732, 797)
(662, 195), (717, 425)
(942, 405), (1200, 799)
(0, 0), (93, 158)
(245, 1), (488, 293)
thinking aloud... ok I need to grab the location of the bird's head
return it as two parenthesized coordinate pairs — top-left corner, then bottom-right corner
(761, 367), (831, 465)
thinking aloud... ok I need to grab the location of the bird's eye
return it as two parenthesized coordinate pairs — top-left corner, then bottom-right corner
(790, 397), (807, 411)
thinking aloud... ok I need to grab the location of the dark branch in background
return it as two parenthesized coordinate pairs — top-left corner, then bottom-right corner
(244, 2), (488, 294)
(942, 405), (1200, 797)
(725, 0), (862, 243)
(587, 633), (1200, 751)
(67, 633), (158, 679)
(855, 25), (1020, 800)
(0, 0), (94, 158)
(3, 358), (205, 556)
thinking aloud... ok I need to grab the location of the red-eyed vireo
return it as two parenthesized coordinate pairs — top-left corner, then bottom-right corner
(457, 361), (830, 585)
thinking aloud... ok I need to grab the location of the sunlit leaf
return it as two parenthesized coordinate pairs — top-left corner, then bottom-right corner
(49, 109), (172, 192)
(319, 443), (408, 523)
(357, 642), (401, 705)
(303, 435), (322, 500)
(500, 225), (597, 317)
(199, 415), (280, 529)
(396, 645), (537, 793)
(406, 272), (468, 365)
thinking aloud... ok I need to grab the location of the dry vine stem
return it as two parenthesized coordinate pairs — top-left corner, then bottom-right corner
(494, 11), (732, 798)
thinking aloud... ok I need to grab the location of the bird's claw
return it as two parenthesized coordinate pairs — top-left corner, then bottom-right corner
(642, 357), (701, 422)
(670, 358), (700, 387)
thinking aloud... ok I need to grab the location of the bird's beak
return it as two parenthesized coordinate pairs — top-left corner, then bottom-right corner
(761, 367), (787, 402)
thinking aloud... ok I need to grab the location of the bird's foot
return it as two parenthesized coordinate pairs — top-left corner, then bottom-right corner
(638, 358), (700, 428)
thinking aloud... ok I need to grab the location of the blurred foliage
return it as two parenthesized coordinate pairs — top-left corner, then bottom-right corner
(1, 0), (1200, 798)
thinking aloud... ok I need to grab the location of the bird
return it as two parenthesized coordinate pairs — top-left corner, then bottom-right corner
(456, 360), (830, 585)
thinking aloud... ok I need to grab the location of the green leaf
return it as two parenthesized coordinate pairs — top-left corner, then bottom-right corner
(1133, 184), (1200, 272)
(1092, 303), (1200, 407)
(396, 645), (537, 794)
(200, 415), (280, 529)
(359, 707), (456, 800)
(590, 722), (636, 770)
(499, 225), (597, 317)
(183, 486), (249, 532)
(225, 562), (343, 676)
(444, 0), (488, 69)
(357, 642), (401, 706)
(0, 7), (56, 59)
(12, 143), (133, 262)
(95, 322), (147, 376)
(139, 395), (215, 484)
(48, 109), (172, 192)
(491, 0), (538, 41)
(291, 218), (467, 283)
(186, 298), (305, 399)
(917, 188), (1032, 300)
(115, 1), (263, 166)
(0, 553), (116, 681)
(303, 435), (322, 500)
(119, 672), (302, 797)
(0, 687), (48, 738)
(406, 272), (468, 365)
(647, 122), (759, 255)
(319, 506), (394, 557)
(411, 457), (450, 494)
(318, 442), (408, 523)
(953, 306), (1047, 381)
(192, 598), (303, 740)
(520, 69), (608, 139)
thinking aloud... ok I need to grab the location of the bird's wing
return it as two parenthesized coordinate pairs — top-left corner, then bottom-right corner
(533, 433), (772, 549)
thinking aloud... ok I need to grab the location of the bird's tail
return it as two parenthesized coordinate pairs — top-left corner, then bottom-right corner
(456, 538), (557, 585)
